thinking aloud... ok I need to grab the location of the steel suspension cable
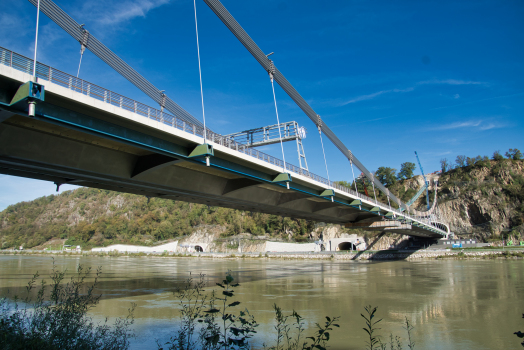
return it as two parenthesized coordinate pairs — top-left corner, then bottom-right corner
(202, 0), (410, 210)
(269, 66), (287, 173)
(371, 173), (377, 203)
(32, 0), (41, 80)
(193, 0), (207, 143)
(318, 125), (331, 187)
(350, 159), (359, 194)
(76, 49), (83, 78)
(28, 0), (205, 128)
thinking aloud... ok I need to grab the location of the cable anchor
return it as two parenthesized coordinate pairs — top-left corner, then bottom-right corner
(266, 52), (275, 81)
(76, 25), (89, 78)
(160, 90), (166, 113)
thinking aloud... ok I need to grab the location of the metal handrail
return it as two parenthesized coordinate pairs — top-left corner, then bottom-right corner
(0, 46), (444, 234)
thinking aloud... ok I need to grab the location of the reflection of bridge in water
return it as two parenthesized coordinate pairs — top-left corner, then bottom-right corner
(1, 0), (450, 239)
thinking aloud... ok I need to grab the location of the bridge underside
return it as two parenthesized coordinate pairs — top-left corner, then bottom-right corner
(0, 72), (443, 238)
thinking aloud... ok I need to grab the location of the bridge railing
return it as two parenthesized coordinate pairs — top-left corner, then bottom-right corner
(0, 47), (443, 233)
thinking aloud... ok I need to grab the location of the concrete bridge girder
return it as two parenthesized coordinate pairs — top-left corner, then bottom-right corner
(0, 66), (446, 237)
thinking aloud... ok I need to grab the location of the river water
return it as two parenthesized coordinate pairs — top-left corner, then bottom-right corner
(0, 255), (523, 349)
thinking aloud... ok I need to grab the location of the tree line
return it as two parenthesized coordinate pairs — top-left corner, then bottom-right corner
(337, 148), (523, 192)
(440, 148), (522, 173)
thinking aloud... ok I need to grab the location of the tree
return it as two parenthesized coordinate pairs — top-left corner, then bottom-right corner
(455, 155), (466, 167)
(398, 162), (416, 180)
(506, 148), (523, 160)
(492, 150), (504, 161)
(334, 180), (351, 188)
(466, 156), (482, 166)
(440, 158), (450, 172)
(375, 167), (397, 187)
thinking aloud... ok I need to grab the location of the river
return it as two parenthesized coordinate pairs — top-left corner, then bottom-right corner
(0, 255), (523, 349)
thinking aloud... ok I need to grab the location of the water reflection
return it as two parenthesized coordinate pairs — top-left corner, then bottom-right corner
(0, 256), (522, 350)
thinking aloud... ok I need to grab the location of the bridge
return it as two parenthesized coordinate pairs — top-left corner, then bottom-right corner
(0, 0), (450, 239)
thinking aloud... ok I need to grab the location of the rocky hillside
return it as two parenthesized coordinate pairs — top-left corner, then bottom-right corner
(0, 187), (318, 250)
(1, 158), (522, 250)
(437, 159), (524, 241)
(389, 158), (524, 242)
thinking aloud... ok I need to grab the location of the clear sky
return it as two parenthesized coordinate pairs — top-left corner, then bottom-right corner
(1, 0), (523, 211)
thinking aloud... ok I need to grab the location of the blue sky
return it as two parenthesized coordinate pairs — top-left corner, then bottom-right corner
(1, 0), (523, 211)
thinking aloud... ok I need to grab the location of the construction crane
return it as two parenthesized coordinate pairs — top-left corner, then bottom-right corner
(415, 151), (430, 210)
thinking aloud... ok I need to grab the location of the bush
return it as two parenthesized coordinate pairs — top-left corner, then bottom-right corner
(1, 266), (429, 350)
(157, 272), (340, 350)
(0, 262), (135, 350)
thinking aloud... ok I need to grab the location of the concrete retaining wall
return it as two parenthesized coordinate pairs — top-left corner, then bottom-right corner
(264, 241), (317, 252)
(92, 241), (178, 253)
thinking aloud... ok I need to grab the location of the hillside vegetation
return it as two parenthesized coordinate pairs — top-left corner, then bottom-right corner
(0, 188), (314, 250)
(1, 155), (523, 250)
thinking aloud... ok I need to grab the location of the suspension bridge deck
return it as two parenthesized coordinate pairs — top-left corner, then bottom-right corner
(0, 48), (446, 238)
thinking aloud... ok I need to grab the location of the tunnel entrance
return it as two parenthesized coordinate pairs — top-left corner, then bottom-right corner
(338, 242), (356, 251)
(195, 245), (204, 252)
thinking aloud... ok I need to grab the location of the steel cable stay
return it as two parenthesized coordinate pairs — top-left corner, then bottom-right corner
(32, 0), (41, 81)
(76, 25), (88, 78)
(267, 59), (287, 173)
(28, 0), (41, 118)
(193, 0), (208, 145)
(371, 173), (377, 203)
(27, 0), (205, 128)
(316, 117), (334, 202)
(202, 0), (410, 212)
(349, 159), (359, 195)
(76, 45), (84, 78)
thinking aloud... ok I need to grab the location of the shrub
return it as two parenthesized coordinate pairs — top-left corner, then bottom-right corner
(158, 272), (339, 350)
(506, 149), (523, 160)
(0, 262), (135, 350)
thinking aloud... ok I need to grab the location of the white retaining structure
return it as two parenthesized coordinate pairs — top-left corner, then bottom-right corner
(265, 241), (317, 252)
(92, 241), (178, 253)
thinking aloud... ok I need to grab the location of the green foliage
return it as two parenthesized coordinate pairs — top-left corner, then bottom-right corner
(403, 318), (415, 350)
(440, 158), (450, 173)
(159, 271), (258, 350)
(466, 156), (482, 166)
(375, 167), (397, 187)
(360, 306), (416, 350)
(333, 180), (351, 188)
(264, 304), (340, 350)
(301, 316), (340, 350)
(506, 148), (523, 160)
(0, 188), (314, 249)
(455, 155), (466, 167)
(397, 162), (416, 180)
(493, 150), (504, 161)
(158, 272), (340, 350)
(361, 305), (383, 350)
(0, 262), (135, 350)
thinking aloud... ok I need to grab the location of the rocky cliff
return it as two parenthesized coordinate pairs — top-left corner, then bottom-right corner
(390, 159), (524, 242)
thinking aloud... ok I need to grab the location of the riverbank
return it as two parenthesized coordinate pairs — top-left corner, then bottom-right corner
(2, 247), (524, 260)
